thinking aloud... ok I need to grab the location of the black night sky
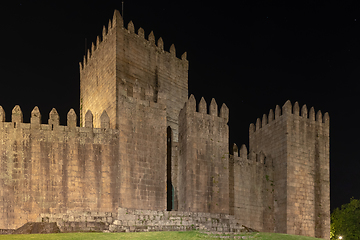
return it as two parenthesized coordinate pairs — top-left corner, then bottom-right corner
(1, 1), (360, 212)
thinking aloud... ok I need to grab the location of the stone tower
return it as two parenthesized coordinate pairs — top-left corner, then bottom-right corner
(248, 100), (330, 239)
(178, 95), (230, 214)
(79, 10), (188, 141)
(79, 10), (189, 211)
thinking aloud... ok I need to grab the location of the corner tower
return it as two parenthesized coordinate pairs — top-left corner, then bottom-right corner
(249, 100), (330, 239)
(79, 10), (189, 140)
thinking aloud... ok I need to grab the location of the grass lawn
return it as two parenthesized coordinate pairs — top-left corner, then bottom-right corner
(0, 231), (323, 239)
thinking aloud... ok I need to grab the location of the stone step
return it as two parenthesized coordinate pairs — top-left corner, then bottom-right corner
(35, 208), (248, 233)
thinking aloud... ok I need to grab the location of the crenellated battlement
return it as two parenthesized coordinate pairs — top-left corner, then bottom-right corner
(79, 10), (187, 71)
(249, 100), (330, 134)
(231, 143), (272, 167)
(0, 105), (118, 136)
(181, 94), (229, 122)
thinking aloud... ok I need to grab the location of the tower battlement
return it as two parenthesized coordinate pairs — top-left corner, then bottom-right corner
(231, 143), (272, 167)
(79, 10), (187, 72)
(249, 100), (329, 135)
(180, 94), (229, 121)
(0, 105), (116, 134)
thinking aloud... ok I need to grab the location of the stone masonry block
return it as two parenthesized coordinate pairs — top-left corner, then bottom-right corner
(118, 208), (127, 215)
(86, 216), (95, 222)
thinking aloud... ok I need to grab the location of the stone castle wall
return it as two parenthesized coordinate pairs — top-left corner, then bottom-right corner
(0, 10), (330, 239)
(0, 97), (168, 230)
(248, 100), (330, 239)
(116, 94), (167, 210)
(230, 144), (275, 232)
(178, 95), (230, 214)
(249, 104), (289, 234)
(0, 106), (119, 229)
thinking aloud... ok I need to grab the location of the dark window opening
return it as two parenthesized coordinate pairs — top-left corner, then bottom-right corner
(166, 126), (174, 211)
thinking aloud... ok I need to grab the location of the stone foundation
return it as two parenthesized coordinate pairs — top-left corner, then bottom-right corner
(0, 229), (15, 234)
(37, 211), (114, 233)
(36, 208), (250, 233)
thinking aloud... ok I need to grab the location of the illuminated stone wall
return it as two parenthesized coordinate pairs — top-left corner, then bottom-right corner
(0, 106), (118, 229)
(0, 10), (330, 239)
(178, 95), (230, 214)
(247, 100), (330, 239)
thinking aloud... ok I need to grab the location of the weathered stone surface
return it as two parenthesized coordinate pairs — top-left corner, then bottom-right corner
(13, 222), (60, 234)
(0, 117), (119, 229)
(36, 208), (251, 233)
(0, 9), (329, 240)
(0, 229), (15, 235)
(178, 96), (229, 214)
(79, 10), (188, 143)
(244, 101), (330, 239)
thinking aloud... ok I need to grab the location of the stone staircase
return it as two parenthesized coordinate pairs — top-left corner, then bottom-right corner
(109, 208), (249, 233)
(37, 208), (255, 233)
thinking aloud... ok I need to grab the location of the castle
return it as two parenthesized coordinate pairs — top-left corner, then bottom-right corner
(0, 10), (329, 238)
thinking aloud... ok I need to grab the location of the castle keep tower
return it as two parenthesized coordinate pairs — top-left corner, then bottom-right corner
(79, 10), (189, 212)
(79, 10), (188, 141)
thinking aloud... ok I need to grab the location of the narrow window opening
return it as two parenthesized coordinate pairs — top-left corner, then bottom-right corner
(166, 126), (174, 211)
